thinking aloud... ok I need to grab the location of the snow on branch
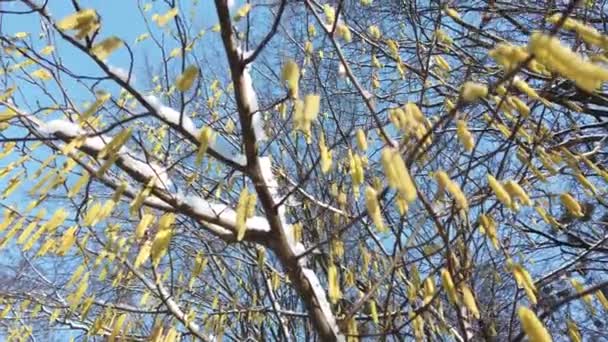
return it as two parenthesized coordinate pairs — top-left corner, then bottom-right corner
(181, 194), (270, 234)
(39, 119), (172, 189)
(242, 65), (266, 142)
(37, 118), (270, 237)
(142, 95), (247, 166)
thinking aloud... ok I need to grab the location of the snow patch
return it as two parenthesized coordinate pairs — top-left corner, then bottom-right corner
(39, 120), (82, 136)
(39, 119), (172, 189)
(183, 194), (270, 233)
(301, 267), (343, 340)
(108, 65), (133, 83)
(143, 95), (198, 136)
(242, 65), (266, 141)
(259, 156), (278, 197)
(121, 153), (171, 189)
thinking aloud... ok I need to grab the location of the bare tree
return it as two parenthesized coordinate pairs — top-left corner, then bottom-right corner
(0, 0), (608, 341)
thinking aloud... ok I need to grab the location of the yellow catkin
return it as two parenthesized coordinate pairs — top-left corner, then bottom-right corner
(479, 214), (499, 248)
(461, 81), (488, 103)
(528, 33), (608, 92)
(68, 172), (90, 198)
(281, 60), (300, 99)
(319, 135), (333, 173)
(456, 120), (474, 152)
(196, 126), (216, 165)
(503, 180), (532, 206)
(109, 314), (127, 342)
(444, 7), (460, 19)
(356, 129), (368, 151)
(441, 268), (459, 304)
(570, 279), (592, 306)
(328, 263), (341, 304)
(575, 172), (596, 195)
(91, 36), (123, 60)
(411, 312), (425, 341)
(32, 69), (53, 80)
(130, 179), (155, 215)
(461, 284), (480, 319)
(435, 55), (450, 71)
(348, 151), (364, 196)
(337, 24), (352, 42)
(423, 277), (435, 305)
(68, 273), (89, 310)
(517, 306), (552, 342)
(150, 213), (175, 265)
(176, 65), (199, 92)
(294, 95), (320, 141)
(381, 148), (416, 204)
(57, 226), (78, 255)
(487, 175), (512, 207)
(510, 96), (530, 117)
(596, 290), (608, 310)
(548, 14), (608, 50)
(435, 170), (468, 211)
(57, 9), (99, 39)
(234, 3), (251, 21)
(135, 214), (154, 239)
(368, 25), (381, 40)
(235, 189), (256, 241)
(153, 8), (178, 27)
(365, 186), (385, 232)
(134, 241), (151, 269)
(566, 319), (582, 342)
(489, 43), (548, 74)
(560, 193), (584, 218)
(511, 263), (537, 304)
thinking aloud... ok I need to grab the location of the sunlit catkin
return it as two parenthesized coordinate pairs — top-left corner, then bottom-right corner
(487, 175), (512, 207)
(281, 60), (300, 99)
(560, 193), (584, 218)
(517, 306), (552, 342)
(456, 120), (474, 152)
(356, 129), (368, 151)
(461, 81), (488, 103)
(381, 148), (416, 204)
(441, 268), (459, 304)
(328, 263), (341, 304)
(503, 180), (532, 206)
(365, 186), (385, 232)
(461, 284), (480, 319)
(528, 33), (608, 92)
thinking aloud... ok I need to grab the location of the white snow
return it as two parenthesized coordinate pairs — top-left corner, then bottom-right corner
(142, 95), (246, 167)
(121, 153), (171, 188)
(143, 94), (162, 109)
(108, 65), (133, 83)
(259, 156), (300, 255)
(144, 95), (198, 136)
(242, 65), (266, 141)
(84, 135), (110, 151)
(38, 119), (172, 189)
(252, 112), (266, 142)
(183, 194), (270, 233)
(301, 267), (344, 340)
(259, 156), (278, 196)
(338, 63), (346, 78)
(39, 120), (82, 136)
